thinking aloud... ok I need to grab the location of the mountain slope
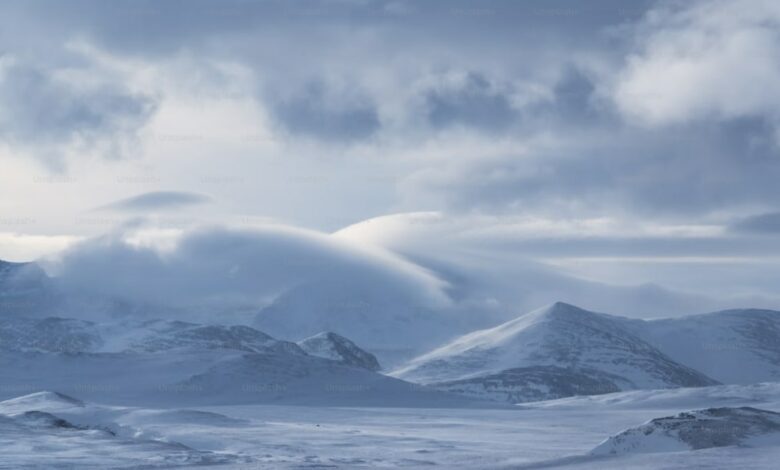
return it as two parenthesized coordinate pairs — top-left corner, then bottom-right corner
(393, 302), (718, 402)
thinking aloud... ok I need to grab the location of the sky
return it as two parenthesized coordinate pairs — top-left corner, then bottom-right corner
(2, 0), (780, 315)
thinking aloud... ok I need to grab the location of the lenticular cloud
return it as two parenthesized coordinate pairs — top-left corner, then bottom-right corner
(46, 223), (450, 321)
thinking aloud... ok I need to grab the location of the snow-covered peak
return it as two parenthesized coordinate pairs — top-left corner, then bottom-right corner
(405, 301), (622, 362)
(393, 302), (717, 402)
(298, 332), (381, 371)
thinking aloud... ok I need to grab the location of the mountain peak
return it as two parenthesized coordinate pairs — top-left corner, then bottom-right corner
(393, 301), (717, 400)
(492, 301), (600, 334)
(543, 301), (586, 316)
(298, 331), (381, 371)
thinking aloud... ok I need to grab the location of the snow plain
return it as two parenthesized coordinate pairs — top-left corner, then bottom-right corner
(4, 383), (780, 469)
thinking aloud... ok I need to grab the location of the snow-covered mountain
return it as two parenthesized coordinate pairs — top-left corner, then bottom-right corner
(393, 302), (718, 403)
(592, 407), (780, 455)
(629, 309), (780, 385)
(0, 315), (478, 408)
(298, 332), (381, 371)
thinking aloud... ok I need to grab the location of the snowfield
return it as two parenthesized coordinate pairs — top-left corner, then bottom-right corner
(3, 385), (780, 469)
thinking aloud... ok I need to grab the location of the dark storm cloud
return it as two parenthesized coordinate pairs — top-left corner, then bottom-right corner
(0, 61), (156, 166)
(546, 67), (602, 124)
(425, 73), (518, 132)
(268, 82), (380, 142)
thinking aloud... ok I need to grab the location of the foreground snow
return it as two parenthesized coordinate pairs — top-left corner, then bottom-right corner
(3, 384), (780, 469)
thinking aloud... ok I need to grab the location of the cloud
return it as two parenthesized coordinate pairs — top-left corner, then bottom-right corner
(0, 57), (157, 169)
(730, 212), (780, 234)
(0, 232), (80, 263)
(423, 72), (518, 132)
(333, 212), (733, 317)
(267, 81), (380, 142)
(39, 217), (744, 331)
(334, 212), (780, 314)
(47, 224), (450, 321)
(612, 0), (780, 128)
(2, 0), (780, 314)
(400, 112), (780, 217)
(97, 191), (212, 212)
(333, 211), (735, 261)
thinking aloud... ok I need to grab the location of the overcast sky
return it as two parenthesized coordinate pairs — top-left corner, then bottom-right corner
(2, 0), (780, 309)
